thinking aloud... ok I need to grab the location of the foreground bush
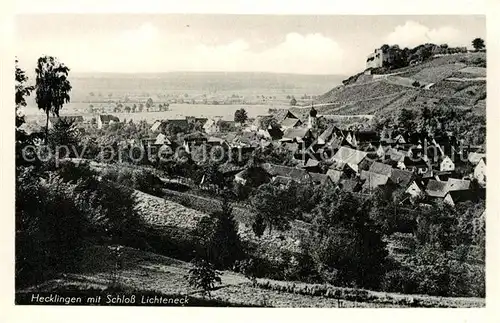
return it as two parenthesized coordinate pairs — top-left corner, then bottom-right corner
(16, 168), (88, 287)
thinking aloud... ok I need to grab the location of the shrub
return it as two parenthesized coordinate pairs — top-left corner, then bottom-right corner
(185, 258), (222, 297)
(16, 169), (88, 287)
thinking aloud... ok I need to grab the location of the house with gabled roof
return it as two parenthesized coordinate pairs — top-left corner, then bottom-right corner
(394, 134), (407, 144)
(398, 156), (430, 175)
(326, 169), (344, 184)
(444, 189), (486, 207)
(474, 157), (486, 184)
(154, 133), (171, 146)
(339, 178), (362, 193)
(182, 131), (208, 153)
(439, 155), (455, 172)
(261, 163), (312, 184)
(203, 117), (223, 134)
(268, 108), (299, 123)
(234, 166), (272, 187)
(354, 130), (379, 144)
(280, 117), (303, 130)
(360, 170), (390, 193)
(405, 179), (426, 198)
(390, 169), (414, 189)
(468, 152), (486, 165)
(302, 158), (321, 173)
(331, 146), (368, 174)
(317, 125), (343, 145)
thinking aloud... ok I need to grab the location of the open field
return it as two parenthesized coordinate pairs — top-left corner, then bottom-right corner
(24, 103), (274, 122)
(21, 71), (345, 106)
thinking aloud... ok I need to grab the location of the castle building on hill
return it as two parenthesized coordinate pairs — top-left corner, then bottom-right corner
(366, 47), (396, 69)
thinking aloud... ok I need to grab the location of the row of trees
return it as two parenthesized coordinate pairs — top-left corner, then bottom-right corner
(372, 38), (485, 72)
(373, 105), (486, 146)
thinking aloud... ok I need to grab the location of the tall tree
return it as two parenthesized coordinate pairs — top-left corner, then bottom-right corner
(15, 59), (37, 166)
(35, 56), (72, 141)
(234, 108), (248, 124)
(250, 182), (299, 236)
(15, 59), (34, 128)
(472, 38), (485, 51)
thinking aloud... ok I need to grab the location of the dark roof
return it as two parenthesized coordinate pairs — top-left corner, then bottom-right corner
(425, 180), (448, 198)
(369, 162), (393, 176)
(309, 172), (331, 185)
(261, 163), (311, 183)
(235, 167), (271, 186)
(446, 189), (485, 204)
(402, 156), (429, 167)
(390, 169), (414, 188)
(183, 131), (208, 141)
(266, 126), (283, 140)
(268, 109), (299, 123)
(51, 115), (84, 123)
(99, 115), (120, 122)
(354, 130), (379, 143)
(167, 118), (189, 128)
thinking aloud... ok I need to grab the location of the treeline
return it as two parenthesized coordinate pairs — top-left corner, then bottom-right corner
(233, 181), (485, 297)
(373, 105), (486, 146)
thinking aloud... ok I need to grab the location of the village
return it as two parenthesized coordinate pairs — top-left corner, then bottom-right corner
(41, 100), (486, 210)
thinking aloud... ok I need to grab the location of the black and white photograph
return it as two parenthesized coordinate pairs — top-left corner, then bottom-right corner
(9, 6), (490, 311)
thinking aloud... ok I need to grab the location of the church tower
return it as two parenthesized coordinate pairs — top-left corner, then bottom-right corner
(308, 105), (317, 129)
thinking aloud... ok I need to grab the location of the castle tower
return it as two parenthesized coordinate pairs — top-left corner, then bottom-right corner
(308, 105), (317, 129)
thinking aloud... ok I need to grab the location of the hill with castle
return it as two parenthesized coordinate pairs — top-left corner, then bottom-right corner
(311, 44), (486, 118)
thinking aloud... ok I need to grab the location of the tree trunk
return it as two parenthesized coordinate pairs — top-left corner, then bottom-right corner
(45, 111), (49, 143)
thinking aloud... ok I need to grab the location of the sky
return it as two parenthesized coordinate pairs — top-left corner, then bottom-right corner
(15, 14), (485, 75)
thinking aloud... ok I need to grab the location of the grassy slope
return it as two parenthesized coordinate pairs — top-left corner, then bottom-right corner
(315, 52), (486, 116)
(19, 244), (484, 307)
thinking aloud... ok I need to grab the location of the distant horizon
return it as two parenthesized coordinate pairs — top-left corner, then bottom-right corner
(68, 71), (349, 77)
